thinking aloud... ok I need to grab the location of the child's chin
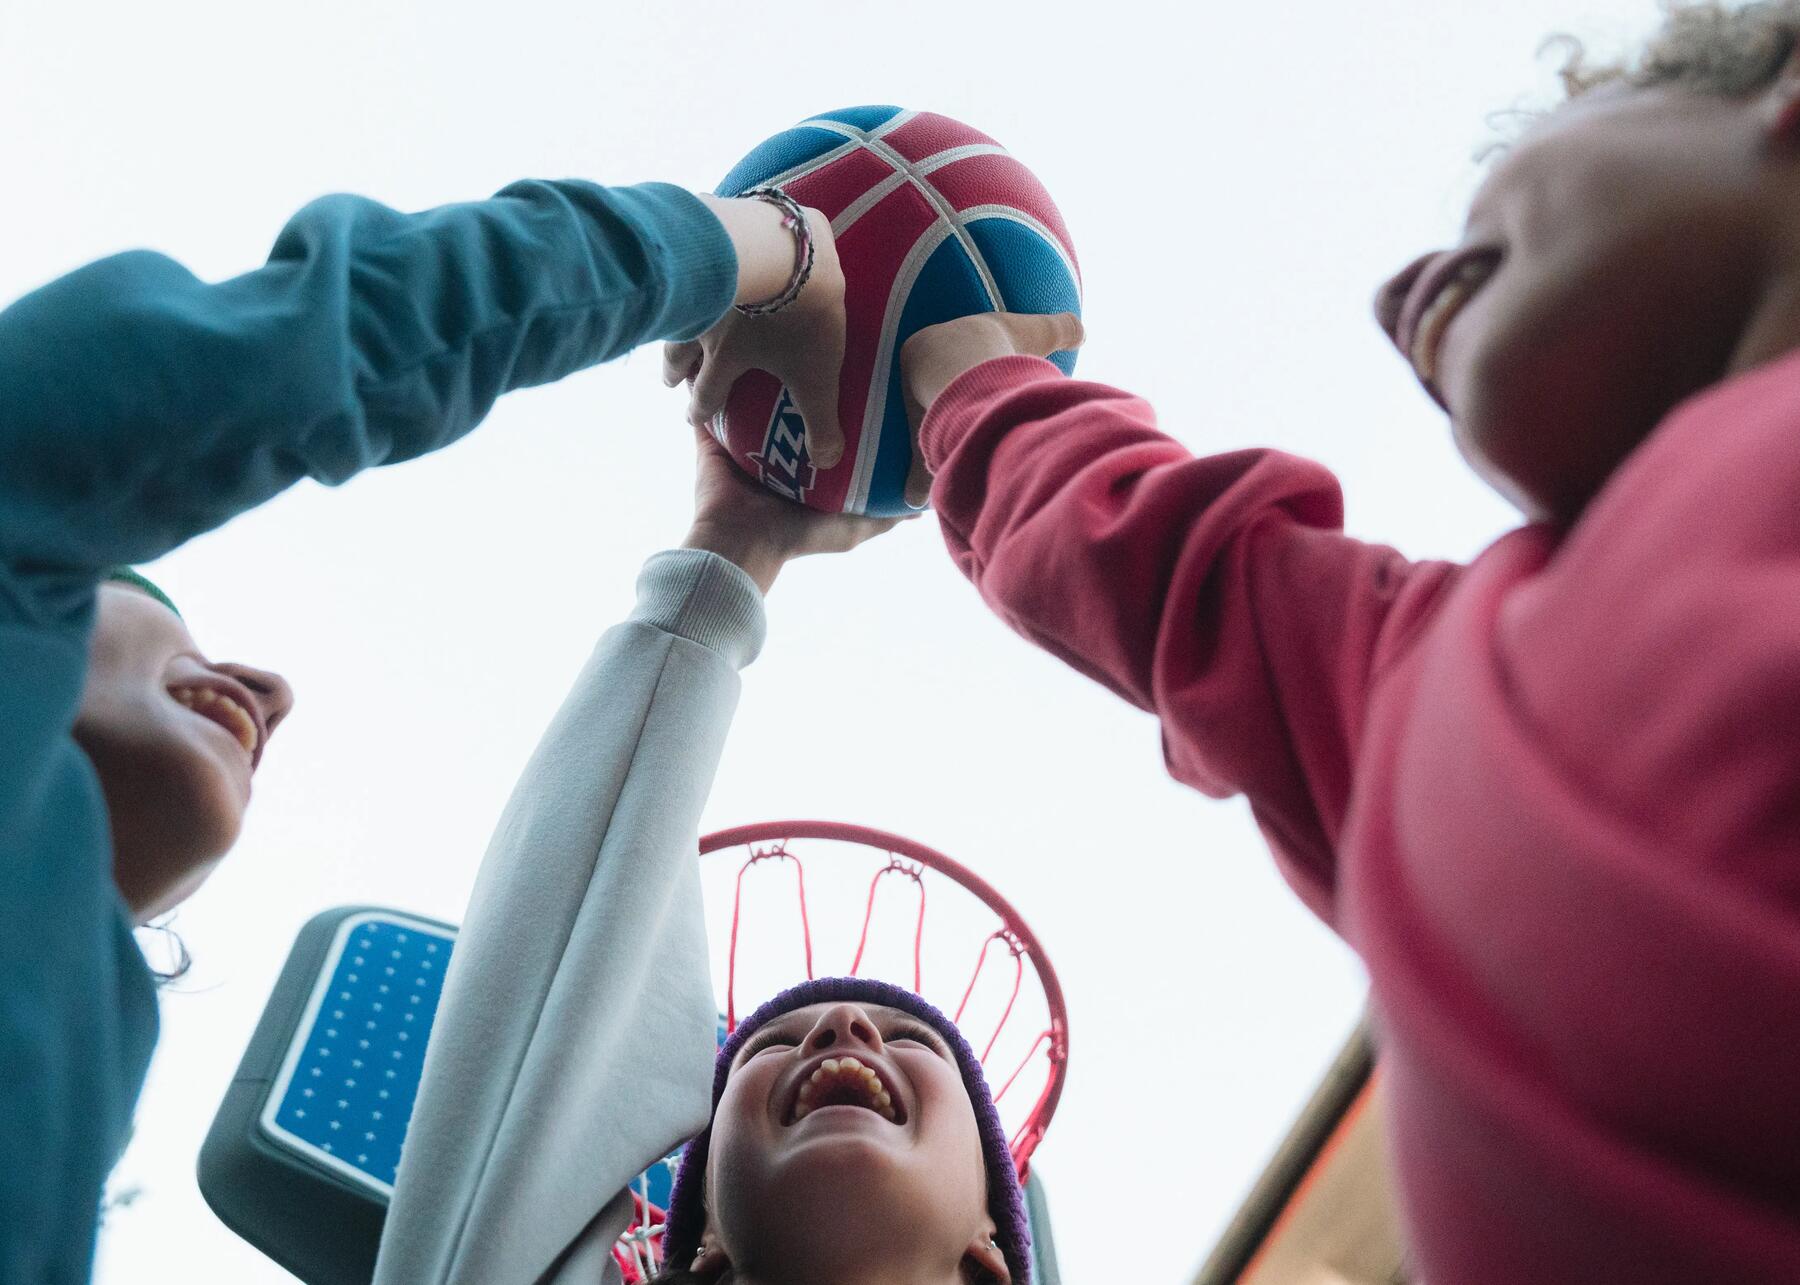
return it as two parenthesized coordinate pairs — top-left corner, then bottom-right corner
(774, 1135), (946, 1215)
(114, 795), (239, 922)
(156, 740), (252, 862)
(130, 852), (229, 924)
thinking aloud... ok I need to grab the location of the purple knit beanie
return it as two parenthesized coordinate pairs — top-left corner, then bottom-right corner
(661, 976), (1031, 1284)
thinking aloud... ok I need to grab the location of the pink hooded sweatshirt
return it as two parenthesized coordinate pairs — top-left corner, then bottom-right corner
(921, 352), (1800, 1282)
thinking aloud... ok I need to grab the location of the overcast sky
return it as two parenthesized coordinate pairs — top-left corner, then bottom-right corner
(0, 0), (1661, 1279)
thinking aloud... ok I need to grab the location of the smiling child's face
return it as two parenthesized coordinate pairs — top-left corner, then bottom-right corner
(701, 1000), (1007, 1281)
(74, 584), (294, 923)
(1375, 72), (1798, 522)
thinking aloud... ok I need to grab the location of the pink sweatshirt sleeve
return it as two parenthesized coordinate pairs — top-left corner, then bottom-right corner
(921, 357), (1461, 920)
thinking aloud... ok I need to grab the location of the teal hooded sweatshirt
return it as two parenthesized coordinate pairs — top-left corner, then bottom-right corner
(0, 178), (735, 1282)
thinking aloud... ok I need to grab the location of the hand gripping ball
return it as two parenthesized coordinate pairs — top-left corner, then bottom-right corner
(713, 106), (1082, 517)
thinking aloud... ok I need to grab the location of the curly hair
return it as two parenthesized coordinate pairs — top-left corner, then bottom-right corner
(1553, 1), (1800, 99)
(137, 917), (193, 986)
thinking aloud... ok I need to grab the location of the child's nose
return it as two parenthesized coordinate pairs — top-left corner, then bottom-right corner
(802, 1005), (884, 1056)
(217, 661), (296, 734)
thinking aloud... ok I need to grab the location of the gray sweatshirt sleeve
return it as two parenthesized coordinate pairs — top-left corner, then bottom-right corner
(371, 549), (766, 1285)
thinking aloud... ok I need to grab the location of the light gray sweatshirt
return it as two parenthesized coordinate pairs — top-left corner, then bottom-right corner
(371, 548), (766, 1285)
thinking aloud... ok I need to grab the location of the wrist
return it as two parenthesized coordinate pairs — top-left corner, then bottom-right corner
(681, 521), (790, 594)
(700, 194), (795, 308)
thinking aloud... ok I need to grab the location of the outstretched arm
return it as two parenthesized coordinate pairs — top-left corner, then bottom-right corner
(375, 432), (897, 1285)
(0, 182), (739, 592)
(373, 545), (757, 1285)
(904, 318), (1462, 921)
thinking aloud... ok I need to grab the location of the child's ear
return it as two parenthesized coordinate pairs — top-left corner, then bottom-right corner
(964, 1218), (1011, 1282)
(1764, 45), (1800, 144)
(689, 1234), (733, 1280)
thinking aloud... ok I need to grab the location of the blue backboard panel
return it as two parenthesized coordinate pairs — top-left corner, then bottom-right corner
(260, 912), (454, 1193)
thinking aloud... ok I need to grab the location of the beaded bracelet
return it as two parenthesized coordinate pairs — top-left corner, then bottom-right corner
(733, 186), (815, 317)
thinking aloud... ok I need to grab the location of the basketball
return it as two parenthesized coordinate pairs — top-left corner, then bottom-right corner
(712, 106), (1082, 517)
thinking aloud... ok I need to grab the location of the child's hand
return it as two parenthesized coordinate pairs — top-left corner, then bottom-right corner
(899, 311), (1084, 505)
(681, 426), (903, 593)
(665, 200), (847, 469)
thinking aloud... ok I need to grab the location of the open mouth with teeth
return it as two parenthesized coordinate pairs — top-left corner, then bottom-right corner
(171, 685), (260, 757)
(786, 1056), (904, 1125)
(1411, 255), (1501, 389)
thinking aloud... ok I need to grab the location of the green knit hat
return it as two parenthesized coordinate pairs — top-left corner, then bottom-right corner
(104, 567), (181, 618)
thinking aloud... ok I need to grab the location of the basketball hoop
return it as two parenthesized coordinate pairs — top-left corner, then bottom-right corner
(613, 820), (1071, 1282)
(704, 820), (1069, 1171)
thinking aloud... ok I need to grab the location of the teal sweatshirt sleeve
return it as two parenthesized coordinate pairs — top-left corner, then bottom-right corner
(0, 178), (734, 611)
(0, 179), (734, 1285)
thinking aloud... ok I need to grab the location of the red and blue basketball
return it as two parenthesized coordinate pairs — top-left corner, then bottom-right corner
(712, 106), (1081, 517)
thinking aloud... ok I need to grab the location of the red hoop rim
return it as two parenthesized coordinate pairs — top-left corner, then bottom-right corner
(699, 820), (1069, 1175)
